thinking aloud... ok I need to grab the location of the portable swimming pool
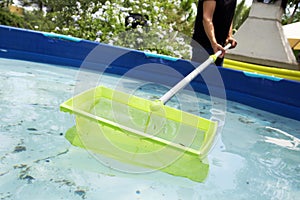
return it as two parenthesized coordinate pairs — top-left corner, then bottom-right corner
(1, 25), (299, 120)
(0, 58), (300, 200)
(1, 25), (300, 199)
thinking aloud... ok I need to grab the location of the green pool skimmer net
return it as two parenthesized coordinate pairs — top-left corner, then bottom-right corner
(60, 44), (231, 182)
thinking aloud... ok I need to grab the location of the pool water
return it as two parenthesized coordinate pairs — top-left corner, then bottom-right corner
(0, 58), (299, 200)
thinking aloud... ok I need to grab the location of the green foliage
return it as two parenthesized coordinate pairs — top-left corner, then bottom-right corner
(0, 0), (13, 8)
(282, 0), (300, 24)
(233, 0), (250, 34)
(35, 0), (198, 59)
(0, 7), (32, 28)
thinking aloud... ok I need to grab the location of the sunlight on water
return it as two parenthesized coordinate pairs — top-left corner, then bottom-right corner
(0, 58), (300, 199)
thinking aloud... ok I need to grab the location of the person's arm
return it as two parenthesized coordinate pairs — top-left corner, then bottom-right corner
(202, 0), (225, 57)
(226, 22), (237, 48)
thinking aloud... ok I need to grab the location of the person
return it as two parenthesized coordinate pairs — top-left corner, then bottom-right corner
(192, 0), (238, 66)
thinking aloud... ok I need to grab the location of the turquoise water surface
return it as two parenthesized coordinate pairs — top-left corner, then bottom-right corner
(0, 58), (299, 200)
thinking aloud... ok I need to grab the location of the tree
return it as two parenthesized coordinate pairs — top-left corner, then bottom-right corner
(0, 0), (13, 8)
(282, 0), (300, 24)
(233, 0), (250, 33)
(23, 0), (198, 59)
(0, 6), (32, 28)
(18, 0), (46, 11)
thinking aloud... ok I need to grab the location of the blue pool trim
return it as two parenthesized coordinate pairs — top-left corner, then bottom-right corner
(1, 25), (300, 121)
(43, 32), (82, 42)
(243, 71), (283, 81)
(144, 52), (179, 62)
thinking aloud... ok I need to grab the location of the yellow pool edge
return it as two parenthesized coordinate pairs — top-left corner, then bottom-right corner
(224, 59), (300, 82)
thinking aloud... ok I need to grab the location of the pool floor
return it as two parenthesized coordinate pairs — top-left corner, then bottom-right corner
(0, 58), (300, 200)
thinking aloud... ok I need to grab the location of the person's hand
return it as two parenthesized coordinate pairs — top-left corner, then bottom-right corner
(226, 37), (237, 49)
(212, 43), (225, 58)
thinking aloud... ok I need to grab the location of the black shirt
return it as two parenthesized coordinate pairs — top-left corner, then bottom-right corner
(192, 0), (237, 48)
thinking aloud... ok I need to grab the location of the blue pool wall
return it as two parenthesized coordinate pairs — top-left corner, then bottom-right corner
(1, 25), (300, 121)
